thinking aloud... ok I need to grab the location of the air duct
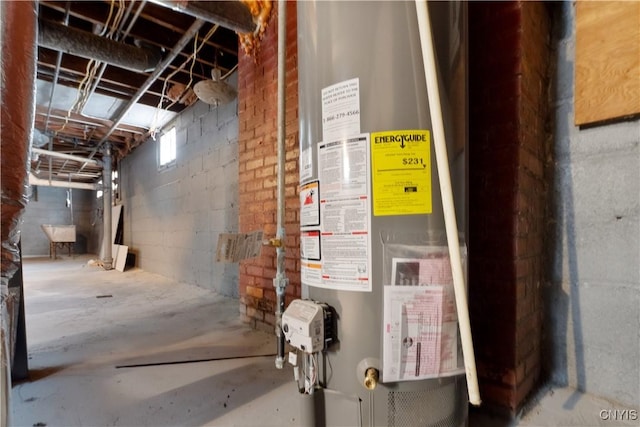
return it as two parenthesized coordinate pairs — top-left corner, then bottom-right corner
(1, 1), (38, 425)
(148, 0), (256, 34)
(38, 19), (163, 73)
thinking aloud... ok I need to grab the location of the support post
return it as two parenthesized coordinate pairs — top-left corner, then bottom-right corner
(102, 145), (113, 270)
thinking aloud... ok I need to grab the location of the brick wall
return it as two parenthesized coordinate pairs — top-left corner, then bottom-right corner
(237, 1), (300, 332)
(469, 1), (552, 413)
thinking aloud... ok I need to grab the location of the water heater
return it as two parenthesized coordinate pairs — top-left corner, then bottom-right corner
(295, 2), (469, 426)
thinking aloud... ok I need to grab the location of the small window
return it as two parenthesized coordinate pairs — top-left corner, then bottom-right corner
(96, 180), (103, 199)
(159, 127), (176, 168)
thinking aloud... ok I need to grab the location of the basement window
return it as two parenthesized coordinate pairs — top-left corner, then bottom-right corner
(159, 127), (177, 169)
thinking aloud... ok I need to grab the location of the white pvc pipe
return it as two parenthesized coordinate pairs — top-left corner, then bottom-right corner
(32, 147), (102, 167)
(414, 0), (481, 406)
(29, 173), (100, 190)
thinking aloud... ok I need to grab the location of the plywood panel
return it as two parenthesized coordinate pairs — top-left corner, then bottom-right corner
(575, 2), (640, 125)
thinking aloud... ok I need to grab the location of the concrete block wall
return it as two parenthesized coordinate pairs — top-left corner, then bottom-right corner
(468, 1), (551, 413)
(545, 2), (640, 408)
(237, 1), (300, 332)
(120, 80), (240, 297)
(20, 186), (99, 256)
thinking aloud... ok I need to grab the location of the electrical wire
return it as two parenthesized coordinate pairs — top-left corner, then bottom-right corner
(75, 0), (125, 110)
(304, 353), (318, 394)
(59, 0), (123, 134)
(149, 24), (219, 137)
(325, 351), (334, 386)
(159, 25), (217, 109)
(311, 353), (318, 388)
(220, 63), (238, 81)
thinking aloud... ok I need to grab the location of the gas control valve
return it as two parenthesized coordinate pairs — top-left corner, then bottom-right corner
(282, 299), (335, 354)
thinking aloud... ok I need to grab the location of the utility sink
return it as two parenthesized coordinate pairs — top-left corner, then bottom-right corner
(41, 224), (76, 258)
(41, 224), (76, 242)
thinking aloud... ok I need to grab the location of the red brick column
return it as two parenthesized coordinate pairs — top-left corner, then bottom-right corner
(237, 1), (300, 332)
(468, 1), (552, 413)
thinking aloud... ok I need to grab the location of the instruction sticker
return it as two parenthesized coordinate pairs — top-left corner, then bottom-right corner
(315, 134), (372, 292)
(371, 130), (432, 216)
(301, 230), (321, 261)
(322, 78), (360, 142)
(301, 260), (322, 288)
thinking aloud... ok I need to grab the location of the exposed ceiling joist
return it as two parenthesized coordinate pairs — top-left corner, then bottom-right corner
(33, 0), (255, 186)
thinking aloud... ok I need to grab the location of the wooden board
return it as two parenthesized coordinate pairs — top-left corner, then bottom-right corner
(115, 245), (128, 272)
(575, 2), (640, 125)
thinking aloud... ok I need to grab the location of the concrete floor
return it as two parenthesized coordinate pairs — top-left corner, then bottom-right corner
(10, 256), (639, 427)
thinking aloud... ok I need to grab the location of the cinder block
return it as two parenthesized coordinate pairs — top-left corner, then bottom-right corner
(546, 281), (640, 407)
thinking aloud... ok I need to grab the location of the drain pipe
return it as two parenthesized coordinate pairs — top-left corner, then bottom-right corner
(101, 144), (113, 270)
(414, 0), (481, 406)
(272, 0), (288, 370)
(32, 147), (102, 167)
(28, 174), (100, 191)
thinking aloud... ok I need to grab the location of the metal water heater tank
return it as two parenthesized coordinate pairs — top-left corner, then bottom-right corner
(297, 2), (469, 426)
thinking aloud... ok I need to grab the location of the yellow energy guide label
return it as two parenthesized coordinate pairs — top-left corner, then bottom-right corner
(371, 130), (432, 216)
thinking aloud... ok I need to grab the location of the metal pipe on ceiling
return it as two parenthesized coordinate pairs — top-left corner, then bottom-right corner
(28, 173), (99, 190)
(43, 0), (71, 132)
(38, 19), (163, 73)
(84, 17), (206, 161)
(148, 0), (256, 34)
(32, 147), (102, 167)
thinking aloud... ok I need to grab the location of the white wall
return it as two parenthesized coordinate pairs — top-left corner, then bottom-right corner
(546, 3), (640, 408)
(120, 86), (239, 297)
